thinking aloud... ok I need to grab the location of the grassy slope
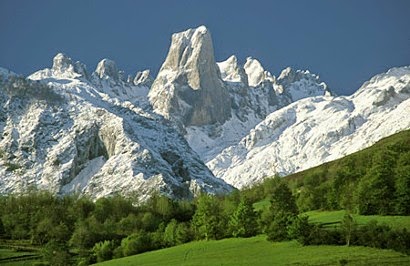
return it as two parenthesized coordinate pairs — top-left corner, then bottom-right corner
(0, 248), (40, 266)
(254, 199), (410, 230)
(97, 236), (410, 266)
(305, 210), (410, 230)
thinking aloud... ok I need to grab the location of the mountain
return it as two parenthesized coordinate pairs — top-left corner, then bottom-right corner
(0, 25), (409, 199)
(0, 54), (231, 200)
(149, 26), (409, 189)
(207, 66), (410, 188)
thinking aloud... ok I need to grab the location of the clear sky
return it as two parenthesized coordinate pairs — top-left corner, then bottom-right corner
(0, 0), (409, 95)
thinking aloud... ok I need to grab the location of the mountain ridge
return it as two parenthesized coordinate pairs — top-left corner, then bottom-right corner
(0, 25), (409, 199)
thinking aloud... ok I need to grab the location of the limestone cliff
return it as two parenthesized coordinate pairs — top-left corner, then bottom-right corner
(148, 26), (231, 127)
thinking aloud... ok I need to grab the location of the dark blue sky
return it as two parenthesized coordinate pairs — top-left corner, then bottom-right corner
(0, 0), (409, 95)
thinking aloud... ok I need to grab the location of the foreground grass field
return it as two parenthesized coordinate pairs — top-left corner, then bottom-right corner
(97, 236), (410, 266)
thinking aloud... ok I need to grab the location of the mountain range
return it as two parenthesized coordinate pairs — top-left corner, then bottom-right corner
(0, 25), (409, 199)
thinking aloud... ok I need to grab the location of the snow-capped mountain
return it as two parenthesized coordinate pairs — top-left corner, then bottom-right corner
(149, 26), (330, 163)
(149, 25), (409, 189)
(207, 66), (410, 188)
(1, 25), (409, 198)
(0, 53), (231, 200)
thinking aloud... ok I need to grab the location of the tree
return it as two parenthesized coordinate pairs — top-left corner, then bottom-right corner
(264, 180), (299, 242)
(42, 241), (72, 266)
(120, 232), (153, 256)
(192, 195), (225, 240)
(69, 217), (103, 250)
(270, 181), (298, 216)
(229, 197), (259, 237)
(164, 219), (178, 246)
(93, 240), (115, 262)
(287, 215), (313, 245)
(355, 150), (396, 215)
(394, 153), (410, 215)
(341, 213), (357, 246)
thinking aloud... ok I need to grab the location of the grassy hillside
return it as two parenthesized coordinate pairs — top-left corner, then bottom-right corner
(282, 129), (410, 214)
(285, 129), (410, 183)
(254, 199), (410, 230)
(96, 236), (410, 266)
(305, 210), (410, 230)
(0, 248), (41, 265)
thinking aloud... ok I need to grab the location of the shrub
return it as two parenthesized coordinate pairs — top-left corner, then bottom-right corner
(93, 240), (115, 262)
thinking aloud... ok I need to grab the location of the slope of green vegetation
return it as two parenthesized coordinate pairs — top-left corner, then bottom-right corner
(0, 248), (41, 265)
(306, 210), (410, 230)
(97, 236), (410, 266)
(284, 129), (410, 215)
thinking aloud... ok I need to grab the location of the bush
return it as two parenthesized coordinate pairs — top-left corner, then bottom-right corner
(120, 231), (155, 257)
(93, 240), (115, 262)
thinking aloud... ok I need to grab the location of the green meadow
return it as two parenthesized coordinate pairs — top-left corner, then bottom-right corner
(97, 235), (410, 266)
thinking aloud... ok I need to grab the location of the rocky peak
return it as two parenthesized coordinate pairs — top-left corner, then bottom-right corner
(134, 70), (153, 87)
(149, 26), (231, 127)
(51, 53), (88, 78)
(94, 59), (120, 81)
(276, 67), (331, 101)
(244, 57), (274, 87)
(217, 55), (248, 85)
(277, 67), (303, 85)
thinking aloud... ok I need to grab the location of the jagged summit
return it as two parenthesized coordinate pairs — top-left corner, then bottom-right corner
(133, 70), (153, 87)
(244, 57), (275, 87)
(149, 25), (231, 127)
(217, 55), (248, 85)
(94, 58), (121, 81)
(276, 66), (331, 101)
(50, 53), (88, 79)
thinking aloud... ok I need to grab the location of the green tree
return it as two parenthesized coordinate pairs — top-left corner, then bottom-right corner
(164, 219), (178, 246)
(120, 231), (153, 256)
(42, 241), (72, 266)
(192, 194), (225, 240)
(341, 213), (357, 246)
(69, 217), (103, 250)
(229, 197), (259, 237)
(265, 180), (298, 241)
(287, 215), (313, 245)
(394, 153), (410, 215)
(93, 240), (115, 262)
(355, 150), (396, 215)
(270, 181), (298, 216)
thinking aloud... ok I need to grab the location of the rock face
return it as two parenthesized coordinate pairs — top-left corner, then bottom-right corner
(94, 59), (121, 82)
(0, 55), (232, 200)
(185, 53), (330, 163)
(133, 70), (153, 87)
(51, 53), (88, 79)
(149, 26), (231, 127)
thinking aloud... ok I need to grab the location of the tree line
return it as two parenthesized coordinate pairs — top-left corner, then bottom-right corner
(1, 176), (409, 265)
